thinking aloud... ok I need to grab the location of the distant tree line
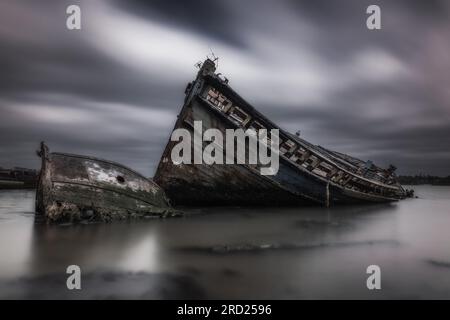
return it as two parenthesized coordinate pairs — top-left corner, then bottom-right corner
(398, 175), (450, 186)
(0, 167), (38, 189)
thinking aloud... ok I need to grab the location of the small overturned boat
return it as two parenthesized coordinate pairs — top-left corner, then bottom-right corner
(154, 58), (408, 206)
(36, 142), (178, 223)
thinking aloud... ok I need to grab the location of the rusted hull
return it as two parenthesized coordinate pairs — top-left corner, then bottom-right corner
(36, 143), (177, 223)
(155, 59), (407, 206)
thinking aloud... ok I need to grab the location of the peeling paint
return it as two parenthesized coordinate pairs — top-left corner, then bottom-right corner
(36, 142), (179, 224)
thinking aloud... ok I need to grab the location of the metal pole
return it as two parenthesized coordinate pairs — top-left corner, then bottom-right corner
(326, 180), (330, 208)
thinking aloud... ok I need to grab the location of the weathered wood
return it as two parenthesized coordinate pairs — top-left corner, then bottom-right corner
(155, 59), (408, 206)
(36, 142), (179, 223)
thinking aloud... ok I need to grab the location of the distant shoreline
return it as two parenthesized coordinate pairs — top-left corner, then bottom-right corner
(2, 171), (450, 190)
(0, 167), (38, 190)
(1, 182), (450, 191)
(0, 180), (36, 190)
(398, 175), (450, 186)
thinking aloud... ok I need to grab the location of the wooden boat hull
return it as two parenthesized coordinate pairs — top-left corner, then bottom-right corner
(155, 59), (407, 206)
(156, 98), (398, 206)
(36, 143), (177, 223)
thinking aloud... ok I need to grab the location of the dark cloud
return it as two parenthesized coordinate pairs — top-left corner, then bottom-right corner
(0, 0), (449, 176)
(112, 0), (247, 49)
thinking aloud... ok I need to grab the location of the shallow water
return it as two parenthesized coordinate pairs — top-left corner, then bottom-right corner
(0, 186), (450, 299)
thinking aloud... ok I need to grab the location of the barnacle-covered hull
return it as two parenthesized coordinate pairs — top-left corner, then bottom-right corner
(36, 143), (177, 223)
(155, 59), (408, 206)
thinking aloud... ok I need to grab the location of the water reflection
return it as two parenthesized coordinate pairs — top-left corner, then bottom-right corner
(0, 187), (450, 299)
(29, 221), (162, 276)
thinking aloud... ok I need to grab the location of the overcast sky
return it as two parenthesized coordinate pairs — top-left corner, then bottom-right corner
(1, 0), (449, 176)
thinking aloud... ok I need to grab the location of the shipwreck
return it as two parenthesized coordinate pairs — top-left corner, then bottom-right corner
(35, 58), (410, 223)
(36, 142), (177, 223)
(154, 58), (408, 206)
